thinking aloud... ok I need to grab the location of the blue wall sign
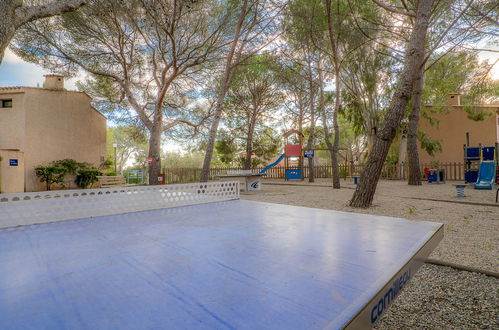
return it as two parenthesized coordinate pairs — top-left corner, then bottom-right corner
(9, 159), (18, 166)
(304, 150), (314, 158)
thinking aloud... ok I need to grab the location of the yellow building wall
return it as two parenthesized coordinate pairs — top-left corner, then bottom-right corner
(418, 106), (499, 165)
(0, 91), (26, 150)
(22, 89), (107, 191)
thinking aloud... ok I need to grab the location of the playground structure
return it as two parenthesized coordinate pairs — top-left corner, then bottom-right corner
(258, 129), (305, 180)
(283, 129), (305, 180)
(259, 129), (352, 180)
(463, 141), (498, 190)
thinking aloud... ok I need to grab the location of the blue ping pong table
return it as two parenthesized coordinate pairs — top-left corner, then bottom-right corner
(0, 185), (443, 329)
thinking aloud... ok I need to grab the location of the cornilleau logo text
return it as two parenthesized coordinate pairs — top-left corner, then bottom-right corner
(370, 268), (411, 324)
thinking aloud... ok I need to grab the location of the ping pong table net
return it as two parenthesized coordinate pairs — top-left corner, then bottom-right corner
(0, 181), (240, 229)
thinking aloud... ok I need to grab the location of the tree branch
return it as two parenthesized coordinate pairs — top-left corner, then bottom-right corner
(371, 0), (416, 17)
(15, 0), (86, 28)
(163, 118), (199, 132)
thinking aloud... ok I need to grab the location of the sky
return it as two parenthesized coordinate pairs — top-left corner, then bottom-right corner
(0, 49), (80, 89)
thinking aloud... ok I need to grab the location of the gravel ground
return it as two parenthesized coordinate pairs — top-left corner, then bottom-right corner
(241, 179), (499, 328)
(373, 264), (498, 329)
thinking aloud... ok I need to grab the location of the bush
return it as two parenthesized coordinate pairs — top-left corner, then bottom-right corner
(35, 166), (68, 191)
(35, 159), (102, 191)
(75, 169), (102, 189)
(52, 159), (80, 174)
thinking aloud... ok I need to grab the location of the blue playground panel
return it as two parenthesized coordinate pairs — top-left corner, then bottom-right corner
(465, 169), (479, 183)
(0, 200), (442, 329)
(482, 147), (495, 161)
(465, 147), (480, 159)
(285, 168), (301, 180)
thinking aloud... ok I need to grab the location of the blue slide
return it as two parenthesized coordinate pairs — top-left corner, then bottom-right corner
(474, 161), (496, 190)
(259, 153), (285, 174)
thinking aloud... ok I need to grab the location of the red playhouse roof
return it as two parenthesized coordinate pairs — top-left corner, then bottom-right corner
(283, 129), (304, 139)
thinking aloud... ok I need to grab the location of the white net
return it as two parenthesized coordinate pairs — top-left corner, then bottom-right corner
(0, 181), (239, 229)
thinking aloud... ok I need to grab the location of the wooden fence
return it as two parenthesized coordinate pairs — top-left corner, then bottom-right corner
(163, 162), (466, 184)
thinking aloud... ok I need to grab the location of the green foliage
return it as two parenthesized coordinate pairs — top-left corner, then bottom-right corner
(107, 126), (148, 173)
(224, 54), (284, 167)
(464, 107), (494, 121)
(423, 51), (477, 106)
(75, 169), (102, 189)
(385, 151), (399, 165)
(105, 169), (118, 176)
(285, 0), (326, 46)
(36, 159), (102, 190)
(162, 151), (205, 169)
(422, 51), (498, 125)
(417, 131), (442, 157)
(253, 127), (282, 162)
(35, 166), (68, 191)
(214, 126), (281, 167)
(52, 159), (80, 174)
(341, 49), (396, 137)
(100, 157), (114, 174)
(215, 130), (238, 165)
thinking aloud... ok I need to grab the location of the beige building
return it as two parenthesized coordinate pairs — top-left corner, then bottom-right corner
(418, 94), (499, 165)
(0, 75), (106, 193)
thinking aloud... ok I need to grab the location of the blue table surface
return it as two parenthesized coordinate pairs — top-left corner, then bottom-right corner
(0, 200), (441, 329)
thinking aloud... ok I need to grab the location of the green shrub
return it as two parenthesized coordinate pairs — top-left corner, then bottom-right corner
(104, 169), (117, 176)
(52, 159), (80, 174)
(36, 159), (102, 190)
(35, 166), (68, 191)
(75, 169), (102, 189)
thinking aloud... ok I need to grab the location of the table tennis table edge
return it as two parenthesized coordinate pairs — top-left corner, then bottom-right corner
(341, 223), (444, 330)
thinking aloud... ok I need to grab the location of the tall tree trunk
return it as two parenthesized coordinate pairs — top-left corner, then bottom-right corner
(318, 70), (332, 152)
(306, 116), (315, 183)
(407, 68), (425, 185)
(244, 121), (255, 170)
(298, 107), (305, 176)
(349, 0), (434, 208)
(366, 127), (376, 155)
(200, 0), (248, 182)
(318, 61), (336, 186)
(200, 82), (230, 181)
(148, 122), (162, 185)
(331, 67), (341, 188)
(324, 0), (341, 189)
(307, 57), (315, 183)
